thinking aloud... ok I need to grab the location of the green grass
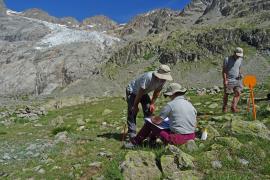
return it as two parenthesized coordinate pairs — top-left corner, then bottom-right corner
(1, 85), (270, 179)
(143, 52), (154, 60)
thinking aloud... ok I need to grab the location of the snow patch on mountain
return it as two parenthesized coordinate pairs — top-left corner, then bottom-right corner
(33, 19), (120, 50)
(14, 16), (120, 50)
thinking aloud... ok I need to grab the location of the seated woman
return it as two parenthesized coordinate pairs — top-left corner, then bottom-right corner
(125, 83), (197, 148)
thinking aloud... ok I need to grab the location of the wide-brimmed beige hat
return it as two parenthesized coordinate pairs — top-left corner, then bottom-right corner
(153, 64), (173, 81)
(234, 47), (244, 57)
(164, 83), (187, 96)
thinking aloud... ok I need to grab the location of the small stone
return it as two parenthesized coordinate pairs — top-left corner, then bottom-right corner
(102, 109), (112, 116)
(77, 126), (85, 131)
(211, 160), (222, 169)
(102, 122), (107, 126)
(238, 158), (249, 166)
(54, 131), (69, 143)
(213, 86), (221, 93)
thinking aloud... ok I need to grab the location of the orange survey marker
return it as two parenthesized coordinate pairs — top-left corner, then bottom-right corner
(243, 75), (257, 120)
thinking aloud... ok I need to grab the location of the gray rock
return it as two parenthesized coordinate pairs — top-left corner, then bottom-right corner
(120, 151), (161, 180)
(161, 155), (178, 174)
(165, 145), (195, 169)
(223, 120), (270, 141)
(211, 160), (222, 169)
(54, 131), (70, 143)
(2, 153), (11, 160)
(213, 85), (221, 93)
(238, 158), (249, 166)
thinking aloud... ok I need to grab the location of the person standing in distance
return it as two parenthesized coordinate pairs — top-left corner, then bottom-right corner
(222, 47), (244, 113)
(126, 64), (173, 138)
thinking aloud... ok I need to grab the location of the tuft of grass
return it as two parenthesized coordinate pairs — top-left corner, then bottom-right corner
(52, 126), (71, 135)
(143, 52), (154, 60)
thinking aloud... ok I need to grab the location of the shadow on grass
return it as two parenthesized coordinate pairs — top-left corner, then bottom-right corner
(97, 132), (123, 141)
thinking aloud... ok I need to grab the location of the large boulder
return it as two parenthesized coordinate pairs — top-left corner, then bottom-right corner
(161, 153), (195, 173)
(223, 120), (270, 140)
(120, 151), (161, 180)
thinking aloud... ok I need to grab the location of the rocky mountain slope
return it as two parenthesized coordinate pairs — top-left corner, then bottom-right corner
(0, 12), (120, 98)
(105, 0), (270, 89)
(0, 0), (270, 101)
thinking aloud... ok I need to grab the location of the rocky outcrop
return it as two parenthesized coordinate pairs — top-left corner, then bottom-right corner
(0, 0), (6, 16)
(159, 28), (270, 64)
(120, 151), (162, 180)
(180, 0), (213, 25)
(82, 15), (117, 31)
(108, 41), (157, 65)
(197, 0), (270, 24)
(223, 120), (270, 141)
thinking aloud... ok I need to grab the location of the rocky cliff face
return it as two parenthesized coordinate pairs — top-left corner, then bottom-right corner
(0, 0), (6, 15)
(180, 0), (213, 25)
(196, 0), (270, 24)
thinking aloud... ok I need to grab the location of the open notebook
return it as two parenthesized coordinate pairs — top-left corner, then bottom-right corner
(144, 117), (170, 129)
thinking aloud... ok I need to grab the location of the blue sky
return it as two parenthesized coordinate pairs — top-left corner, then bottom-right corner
(5, 0), (191, 23)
